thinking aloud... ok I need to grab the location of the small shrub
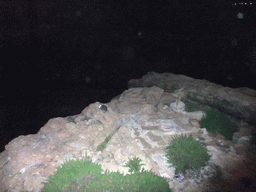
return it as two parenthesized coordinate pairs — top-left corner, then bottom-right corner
(123, 156), (145, 173)
(125, 170), (172, 192)
(41, 156), (102, 191)
(200, 109), (238, 140)
(165, 134), (211, 175)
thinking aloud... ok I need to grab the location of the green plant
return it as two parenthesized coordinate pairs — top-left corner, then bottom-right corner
(41, 156), (102, 191)
(125, 170), (172, 192)
(41, 155), (172, 192)
(96, 136), (111, 152)
(165, 134), (211, 175)
(185, 102), (203, 112)
(123, 156), (145, 173)
(200, 109), (238, 140)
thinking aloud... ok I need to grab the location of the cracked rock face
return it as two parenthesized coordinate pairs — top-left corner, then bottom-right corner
(128, 72), (256, 126)
(1, 74), (256, 192)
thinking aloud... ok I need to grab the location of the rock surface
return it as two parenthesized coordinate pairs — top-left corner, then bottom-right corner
(0, 74), (256, 192)
(128, 72), (256, 126)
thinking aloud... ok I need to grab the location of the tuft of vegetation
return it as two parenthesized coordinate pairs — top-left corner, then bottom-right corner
(96, 126), (121, 152)
(124, 170), (171, 192)
(185, 102), (203, 112)
(165, 134), (211, 175)
(96, 136), (111, 152)
(41, 156), (102, 191)
(200, 109), (238, 140)
(123, 156), (145, 174)
(41, 155), (172, 192)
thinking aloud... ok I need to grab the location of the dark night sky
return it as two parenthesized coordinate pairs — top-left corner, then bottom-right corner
(0, 0), (256, 152)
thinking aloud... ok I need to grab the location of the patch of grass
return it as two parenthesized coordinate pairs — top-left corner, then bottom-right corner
(41, 155), (172, 192)
(185, 102), (203, 112)
(200, 109), (238, 140)
(124, 170), (172, 192)
(41, 156), (102, 191)
(96, 136), (111, 152)
(165, 134), (211, 175)
(96, 126), (122, 152)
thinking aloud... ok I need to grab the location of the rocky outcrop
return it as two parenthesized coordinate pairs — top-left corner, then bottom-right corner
(128, 72), (256, 126)
(1, 81), (256, 191)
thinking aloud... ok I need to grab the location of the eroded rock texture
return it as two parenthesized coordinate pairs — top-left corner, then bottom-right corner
(1, 74), (256, 192)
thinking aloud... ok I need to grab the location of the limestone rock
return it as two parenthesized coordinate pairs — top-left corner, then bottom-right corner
(1, 77), (256, 192)
(128, 72), (256, 126)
